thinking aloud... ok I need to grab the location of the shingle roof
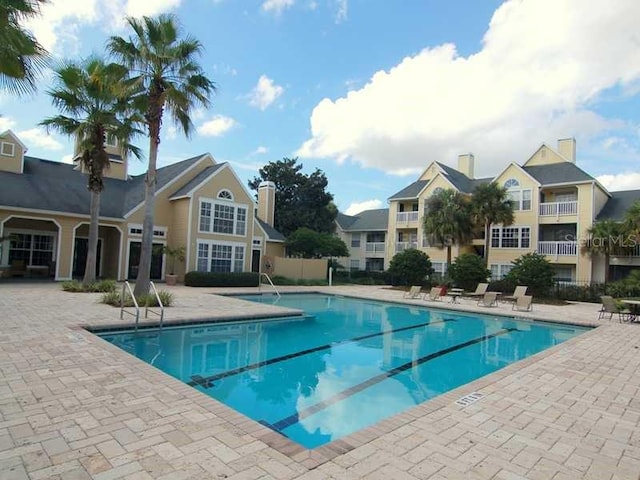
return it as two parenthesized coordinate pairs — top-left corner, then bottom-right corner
(522, 162), (594, 185)
(336, 212), (357, 230)
(169, 163), (226, 199)
(389, 180), (428, 200)
(257, 218), (285, 241)
(436, 162), (478, 193)
(337, 208), (389, 231)
(597, 190), (640, 221)
(0, 154), (205, 218)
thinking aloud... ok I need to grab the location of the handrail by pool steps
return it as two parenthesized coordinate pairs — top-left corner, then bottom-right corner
(259, 273), (280, 297)
(120, 281), (139, 328)
(146, 281), (165, 327)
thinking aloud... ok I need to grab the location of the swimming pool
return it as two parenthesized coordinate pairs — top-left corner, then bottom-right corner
(98, 293), (589, 449)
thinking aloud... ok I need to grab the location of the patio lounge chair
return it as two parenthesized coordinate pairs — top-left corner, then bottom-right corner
(512, 295), (533, 312)
(403, 286), (423, 299)
(477, 291), (498, 307)
(425, 286), (445, 302)
(598, 295), (631, 322)
(503, 285), (527, 303)
(466, 282), (488, 299)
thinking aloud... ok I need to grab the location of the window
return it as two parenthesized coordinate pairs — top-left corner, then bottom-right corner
(490, 264), (513, 280)
(105, 134), (117, 147)
(196, 240), (245, 273)
(218, 190), (233, 200)
(504, 178), (520, 189)
(350, 259), (360, 270)
(351, 233), (361, 248)
(8, 233), (54, 266)
(431, 262), (447, 280)
(1, 142), (15, 156)
(199, 199), (248, 236)
(505, 179), (531, 211)
(491, 226), (531, 248)
(128, 225), (166, 237)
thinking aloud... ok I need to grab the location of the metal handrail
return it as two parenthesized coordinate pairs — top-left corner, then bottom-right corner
(145, 281), (164, 327)
(120, 281), (140, 329)
(259, 273), (280, 297)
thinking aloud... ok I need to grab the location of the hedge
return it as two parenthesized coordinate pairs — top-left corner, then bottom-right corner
(184, 271), (259, 287)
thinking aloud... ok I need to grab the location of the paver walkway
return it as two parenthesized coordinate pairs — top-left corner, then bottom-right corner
(1, 282), (639, 479)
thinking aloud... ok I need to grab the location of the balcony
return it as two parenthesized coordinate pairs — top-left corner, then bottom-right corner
(537, 241), (578, 256)
(396, 242), (418, 252)
(539, 201), (578, 217)
(365, 242), (385, 253)
(396, 211), (419, 223)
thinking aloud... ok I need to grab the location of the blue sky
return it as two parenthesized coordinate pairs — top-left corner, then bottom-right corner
(2, 0), (640, 216)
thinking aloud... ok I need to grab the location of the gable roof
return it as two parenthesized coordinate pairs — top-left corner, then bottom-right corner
(256, 218), (285, 242)
(0, 154), (205, 219)
(169, 163), (226, 199)
(436, 162), (479, 193)
(522, 162), (594, 185)
(337, 208), (389, 231)
(389, 180), (428, 200)
(0, 129), (28, 151)
(597, 190), (640, 221)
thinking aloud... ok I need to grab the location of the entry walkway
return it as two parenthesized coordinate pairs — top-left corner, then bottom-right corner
(0, 283), (639, 479)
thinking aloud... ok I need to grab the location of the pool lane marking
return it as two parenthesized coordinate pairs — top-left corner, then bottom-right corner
(262, 327), (519, 433)
(188, 317), (456, 388)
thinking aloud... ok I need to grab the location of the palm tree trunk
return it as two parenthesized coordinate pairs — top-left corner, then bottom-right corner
(483, 223), (491, 267)
(604, 253), (610, 284)
(82, 190), (100, 286)
(133, 135), (158, 297)
(446, 245), (452, 268)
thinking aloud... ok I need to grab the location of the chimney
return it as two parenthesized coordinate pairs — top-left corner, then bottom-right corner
(557, 138), (576, 162)
(457, 153), (475, 178)
(257, 181), (276, 227)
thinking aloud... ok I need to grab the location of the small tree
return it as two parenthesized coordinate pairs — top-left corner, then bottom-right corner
(505, 252), (555, 297)
(285, 228), (348, 258)
(448, 253), (490, 291)
(163, 245), (185, 275)
(387, 249), (433, 286)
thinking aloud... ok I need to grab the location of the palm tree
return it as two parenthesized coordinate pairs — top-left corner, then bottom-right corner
(41, 57), (142, 286)
(0, 0), (49, 95)
(584, 219), (627, 283)
(470, 182), (515, 266)
(423, 189), (473, 267)
(108, 14), (215, 297)
(624, 200), (640, 235)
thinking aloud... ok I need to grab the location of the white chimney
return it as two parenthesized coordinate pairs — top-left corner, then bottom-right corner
(557, 138), (576, 162)
(457, 153), (475, 178)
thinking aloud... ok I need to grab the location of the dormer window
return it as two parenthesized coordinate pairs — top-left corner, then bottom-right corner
(504, 178), (531, 211)
(1, 142), (15, 157)
(218, 190), (233, 200)
(504, 178), (520, 189)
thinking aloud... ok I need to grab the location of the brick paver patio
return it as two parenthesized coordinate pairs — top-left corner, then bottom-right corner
(1, 282), (639, 479)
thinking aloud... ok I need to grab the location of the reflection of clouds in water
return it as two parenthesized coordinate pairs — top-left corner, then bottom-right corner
(296, 362), (414, 439)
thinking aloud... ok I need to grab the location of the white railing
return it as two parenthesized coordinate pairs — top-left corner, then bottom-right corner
(396, 211), (419, 223)
(259, 273), (280, 297)
(365, 242), (385, 252)
(145, 281), (164, 327)
(537, 241), (578, 256)
(396, 242), (418, 252)
(120, 281), (140, 329)
(539, 201), (578, 216)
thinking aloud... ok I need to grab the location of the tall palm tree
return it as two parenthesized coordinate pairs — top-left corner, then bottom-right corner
(0, 0), (49, 95)
(423, 189), (473, 267)
(108, 14), (215, 297)
(624, 200), (640, 235)
(471, 182), (515, 266)
(41, 57), (142, 286)
(584, 219), (627, 283)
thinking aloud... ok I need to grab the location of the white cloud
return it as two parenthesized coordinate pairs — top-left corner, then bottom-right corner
(597, 173), (640, 192)
(0, 117), (16, 132)
(197, 115), (237, 137)
(249, 75), (284, 110)
(17, 128), (64, 150)
(253, 146), (269, 155)
(345, 199), (383, 215)
(334, 0), (347, 23)
(262, 0), (295, 14)
(61, 154), (74, 164)
(298, 0), (640, 177)
(125, 0), (181, 17)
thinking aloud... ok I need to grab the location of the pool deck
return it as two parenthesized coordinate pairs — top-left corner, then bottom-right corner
(1, 282), (639, 479)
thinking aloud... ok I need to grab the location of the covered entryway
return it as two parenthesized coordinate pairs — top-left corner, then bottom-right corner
(72, 224), (122, 280)
(127, 241), (164, 280)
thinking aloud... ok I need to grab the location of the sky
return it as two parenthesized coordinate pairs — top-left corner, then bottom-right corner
(2, 0), (640, 216)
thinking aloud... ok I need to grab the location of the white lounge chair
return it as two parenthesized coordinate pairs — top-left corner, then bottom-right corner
(466, 282), (488, 300)
(425, 287), (445, 302)
(503, 285), (527, 304)
(598, 296), (630, 322)
(403, 286), (422, 299)
(477, 291), (498, 307)
(512, 295), (533, 312)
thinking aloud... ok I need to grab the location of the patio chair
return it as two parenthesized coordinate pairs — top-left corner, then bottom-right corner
(512, 295), (533, 312)
(425, 286), (445, 302)
(403, 285), (422, 299)
(598, 296), (631, 322)
(477, 291), (498, 307)
(503, 285), (527, 304)
(466, 282), (489, 299)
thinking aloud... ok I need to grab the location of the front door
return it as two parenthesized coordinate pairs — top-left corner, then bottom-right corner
(128, 242), (163, 280)
(72, 238), (102, 278)
(251, 250), (261, 273)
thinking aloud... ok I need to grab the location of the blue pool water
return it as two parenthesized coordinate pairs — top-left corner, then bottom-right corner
(98, 293), (588, 449)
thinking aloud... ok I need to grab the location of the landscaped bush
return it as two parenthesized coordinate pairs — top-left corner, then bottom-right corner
(62, 279), (117, 293)
(551, 282), (607, 303)
(505, 252), (555, 297)
(387, 249), (433, 286)
(447, 253), (490, 291)
(606, 270), (640, 298)
(184, 271), (259, 287)
(101, 290), (174, 307)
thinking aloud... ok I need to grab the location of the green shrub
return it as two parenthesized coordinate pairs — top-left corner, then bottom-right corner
(101, 290), (174, 307)
(447, 253), (490, 291)
(62, 279), (116, 293)
(387, 249), (433, 286)
(184, 271), (259, 287)
(505, 252), (555, 297)
(62, 280), (83, 292)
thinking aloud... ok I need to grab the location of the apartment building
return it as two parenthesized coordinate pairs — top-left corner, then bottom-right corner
(336, 139), (640, 283)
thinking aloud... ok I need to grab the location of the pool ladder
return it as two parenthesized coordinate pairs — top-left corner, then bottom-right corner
(120, 281), (165, 330)
(259, 273), (280, 297)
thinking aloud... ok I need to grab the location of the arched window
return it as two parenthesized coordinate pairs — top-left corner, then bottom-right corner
(217, 190), (233, 200)
(504, 178), (520, 189)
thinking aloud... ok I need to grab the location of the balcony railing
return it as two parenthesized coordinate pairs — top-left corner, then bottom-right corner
(396, 242), (418, 252)
(539, 201), (578, 216)
(365, 242), (386, 252)
(537, 241), (578, 256)
(396, 211), (419, 223)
